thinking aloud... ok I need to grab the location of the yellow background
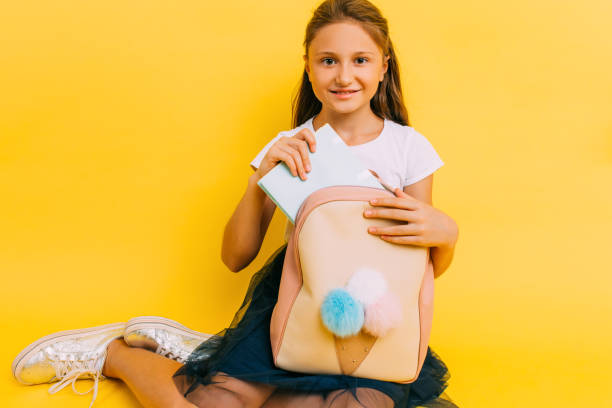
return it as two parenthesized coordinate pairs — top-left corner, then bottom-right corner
(2, 0), (611, 406)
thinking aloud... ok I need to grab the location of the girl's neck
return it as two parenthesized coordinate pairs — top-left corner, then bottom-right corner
(312, 108), (384, 146)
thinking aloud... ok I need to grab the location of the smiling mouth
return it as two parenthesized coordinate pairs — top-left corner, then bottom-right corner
(330, 90), (360, 94)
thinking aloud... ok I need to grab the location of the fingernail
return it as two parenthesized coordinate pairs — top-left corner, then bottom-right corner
(371, 199), (377, 204)
(306, 164), (311, 171)
(364, 210), (372, 216)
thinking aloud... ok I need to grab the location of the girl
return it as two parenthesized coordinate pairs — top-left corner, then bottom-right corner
(12, 0), (459, 407)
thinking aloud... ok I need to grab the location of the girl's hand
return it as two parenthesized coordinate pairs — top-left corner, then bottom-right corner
(364, 188), (458, 249)
(254, 129), (317, 181)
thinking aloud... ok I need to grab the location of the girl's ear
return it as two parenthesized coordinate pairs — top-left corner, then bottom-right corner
(303, 54), (310, 75)
(380, 55), (390, 81)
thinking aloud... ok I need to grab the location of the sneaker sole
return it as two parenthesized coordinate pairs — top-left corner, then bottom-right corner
(11, 322), (125, 385)
(125, 316), (212, 349)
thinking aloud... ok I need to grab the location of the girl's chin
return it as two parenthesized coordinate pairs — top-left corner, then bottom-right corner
(327, 101), (368, 114)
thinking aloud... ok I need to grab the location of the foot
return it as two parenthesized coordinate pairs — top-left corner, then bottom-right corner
(12, 322), (125, 408)
(124, 316), (214, 363)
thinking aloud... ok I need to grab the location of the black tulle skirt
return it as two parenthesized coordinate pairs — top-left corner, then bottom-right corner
(173, 244), (458, 407)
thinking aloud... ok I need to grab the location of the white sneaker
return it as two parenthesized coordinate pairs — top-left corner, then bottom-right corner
(11, 322), (125, 408)
(124, 316), (214, 363)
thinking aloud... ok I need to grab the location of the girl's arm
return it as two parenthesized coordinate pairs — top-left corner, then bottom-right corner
(430, 238), (457, 280)
(221, 172), (276, 272)
(403, 175), (458, 279)
(222, 128), (315, 272)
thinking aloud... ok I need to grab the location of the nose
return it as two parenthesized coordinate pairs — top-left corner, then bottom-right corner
(335, 62), (354, 86)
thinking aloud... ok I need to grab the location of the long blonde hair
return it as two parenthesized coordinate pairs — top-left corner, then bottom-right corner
(292, 0), (410, 128)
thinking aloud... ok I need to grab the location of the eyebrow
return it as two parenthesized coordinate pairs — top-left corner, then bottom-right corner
(315, 51), (375, 56)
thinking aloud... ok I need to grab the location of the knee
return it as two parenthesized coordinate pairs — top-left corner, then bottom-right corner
(324, 388), (394, 408)
(173, 399), (200, 408)
(170, 383), (242, 408)
(175, 372), (275, 408)
(190, 383), (248, 408)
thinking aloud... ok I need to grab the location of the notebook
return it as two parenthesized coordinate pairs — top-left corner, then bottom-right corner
(256, 123), (389, 224)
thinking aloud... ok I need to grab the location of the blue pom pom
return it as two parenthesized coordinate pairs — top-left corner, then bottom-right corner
(320, 288), (364, 337)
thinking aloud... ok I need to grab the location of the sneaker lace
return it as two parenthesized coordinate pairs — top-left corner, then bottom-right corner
(47, 354), (104, 408)
(150, 330), (192, 362)
(155, 341), (190, 363)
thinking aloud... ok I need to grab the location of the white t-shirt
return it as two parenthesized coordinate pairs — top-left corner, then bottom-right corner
(249, 116), (445, 242)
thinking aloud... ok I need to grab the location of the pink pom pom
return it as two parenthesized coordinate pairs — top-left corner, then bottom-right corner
(363, 292), (403, 337)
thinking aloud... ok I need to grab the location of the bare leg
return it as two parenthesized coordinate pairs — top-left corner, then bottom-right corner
(103, 338), (277, 408)
(102, 338), (197, 408)
(260, 388), (325, 407)
(322, 388), (394, 408)
(176, 371), (277, 408)
(261, 387), (394, 408)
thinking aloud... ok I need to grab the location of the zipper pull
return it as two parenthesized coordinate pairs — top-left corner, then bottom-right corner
(368, 169), (395, 193)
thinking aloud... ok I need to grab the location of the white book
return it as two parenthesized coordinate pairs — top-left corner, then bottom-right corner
(257, 123), (388, 224)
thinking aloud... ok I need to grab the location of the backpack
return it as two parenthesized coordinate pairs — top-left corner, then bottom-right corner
(269, 185), (434, 383)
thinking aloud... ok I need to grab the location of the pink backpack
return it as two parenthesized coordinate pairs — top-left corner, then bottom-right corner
(269, 185), (434, 383)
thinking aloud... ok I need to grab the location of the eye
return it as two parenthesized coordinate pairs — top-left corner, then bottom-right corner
(320, 57), (369, 65)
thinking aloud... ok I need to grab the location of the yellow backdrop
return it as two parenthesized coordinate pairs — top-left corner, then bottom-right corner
(2, 0), (611, 406)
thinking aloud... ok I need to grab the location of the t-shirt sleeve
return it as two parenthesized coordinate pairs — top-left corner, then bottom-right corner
(249, 131), (287, 171)
(403, 128), (445, 186)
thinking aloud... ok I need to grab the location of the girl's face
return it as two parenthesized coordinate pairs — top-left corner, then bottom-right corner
(304, 21), (389, 116)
